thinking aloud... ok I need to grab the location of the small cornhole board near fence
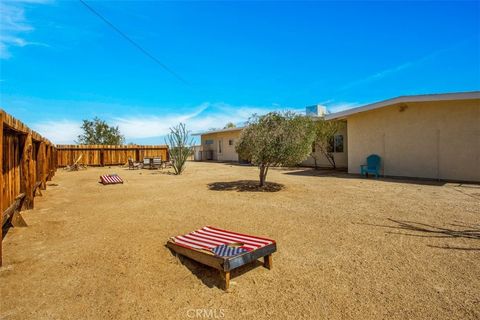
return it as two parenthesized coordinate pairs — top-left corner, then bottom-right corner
(100, 174), (124, 185)
(167, 226), (277, 290)
(0, 109), (57, 266)
(56, 145), (169, 167)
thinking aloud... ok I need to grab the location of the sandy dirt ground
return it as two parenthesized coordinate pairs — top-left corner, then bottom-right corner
(1, 162), (479, 320)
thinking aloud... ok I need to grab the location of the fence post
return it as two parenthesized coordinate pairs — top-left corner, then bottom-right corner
(52, 147), (57, 178)
(36, 142), (42, 187)
(38, 142), (47, 190)
(43, 144), (48, 186)
(29, 137), (36, 208)
(20, 133), (34, 209)
(46, 145), (52, 181)
(44, 145), (49, 181)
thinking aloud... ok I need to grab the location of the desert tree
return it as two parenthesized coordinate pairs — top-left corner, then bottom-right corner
(236, 111), (315, 187)
(224, 122), (236, 129)
(165, 123), (193, 175)
(76, 117), (125, 145)
(311, 118), (342, 169)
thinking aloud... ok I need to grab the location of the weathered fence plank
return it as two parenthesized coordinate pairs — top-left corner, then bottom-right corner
(38, 142), (47, 190)
(20, 133), (35, 209)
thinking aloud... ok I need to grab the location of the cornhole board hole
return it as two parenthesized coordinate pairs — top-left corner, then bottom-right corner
(99, 174), (123, 185)
(166, 226), (276, 290)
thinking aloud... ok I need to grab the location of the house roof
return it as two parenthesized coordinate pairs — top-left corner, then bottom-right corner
(325, 91), (480, 120)
(192, 126), (244, 136)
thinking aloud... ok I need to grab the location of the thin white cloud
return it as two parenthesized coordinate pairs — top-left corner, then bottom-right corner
(340, 61), (413, 91)
(30, 102), (282, 144)
(113, 103), (274, 140)
(32, 119), (82, 145)
(0, 0), (50, 59)
(29, 100), (366, 144)
(339, 41), (469, 93)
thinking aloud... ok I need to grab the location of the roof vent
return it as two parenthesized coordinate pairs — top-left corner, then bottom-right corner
(306, 105), (327, 117)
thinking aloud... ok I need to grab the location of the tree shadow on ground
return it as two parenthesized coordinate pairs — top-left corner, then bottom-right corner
(131, 169), (175, 175)
(207, 180), (284, 192)
(166, 247), (264, 289)
(358, 219), (480, 251)
(284, 168), (448, 186)
(283, 168), (348, 177)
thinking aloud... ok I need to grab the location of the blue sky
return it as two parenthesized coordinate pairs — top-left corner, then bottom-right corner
(0, 0), (479, 144)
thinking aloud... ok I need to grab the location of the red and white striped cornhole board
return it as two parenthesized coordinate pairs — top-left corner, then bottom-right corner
(99, 174), (123, 185)
(167, 226), (276, 290)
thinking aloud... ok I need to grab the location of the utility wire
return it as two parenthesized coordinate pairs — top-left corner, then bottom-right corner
(79, 0), (188, 85)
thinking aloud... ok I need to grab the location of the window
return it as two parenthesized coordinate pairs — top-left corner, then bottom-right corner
(228, 139), (234, 146)
(218, 140), (223, 153)
(334, 135), (344, 153)
(204, 139), (213, 145)
(328, 135), (344, 153)
(311, 142), (316, 153)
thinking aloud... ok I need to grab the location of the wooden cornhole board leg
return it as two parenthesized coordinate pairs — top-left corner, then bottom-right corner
(263, 254), (272, 269)
(220, 270), (230, 290)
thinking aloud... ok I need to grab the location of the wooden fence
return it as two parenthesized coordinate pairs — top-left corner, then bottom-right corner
(56, 145), (169, 167)
(1, 109), (57, 266)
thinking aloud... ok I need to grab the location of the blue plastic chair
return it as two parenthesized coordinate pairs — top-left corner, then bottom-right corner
(360, 154), (381, 178)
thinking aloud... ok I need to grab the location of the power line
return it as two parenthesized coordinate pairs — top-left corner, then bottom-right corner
(79, 0), (188, 85)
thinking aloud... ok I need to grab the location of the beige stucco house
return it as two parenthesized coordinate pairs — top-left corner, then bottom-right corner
(326, 91), (479, 182)
(194, 127), (243, 162)
(195, 91), (480, 182)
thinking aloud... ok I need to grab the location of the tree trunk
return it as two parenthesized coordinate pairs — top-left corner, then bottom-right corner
(329, 153), (337, 169)
(259, 164), (267, 187)
(322, 150), (336, 169)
